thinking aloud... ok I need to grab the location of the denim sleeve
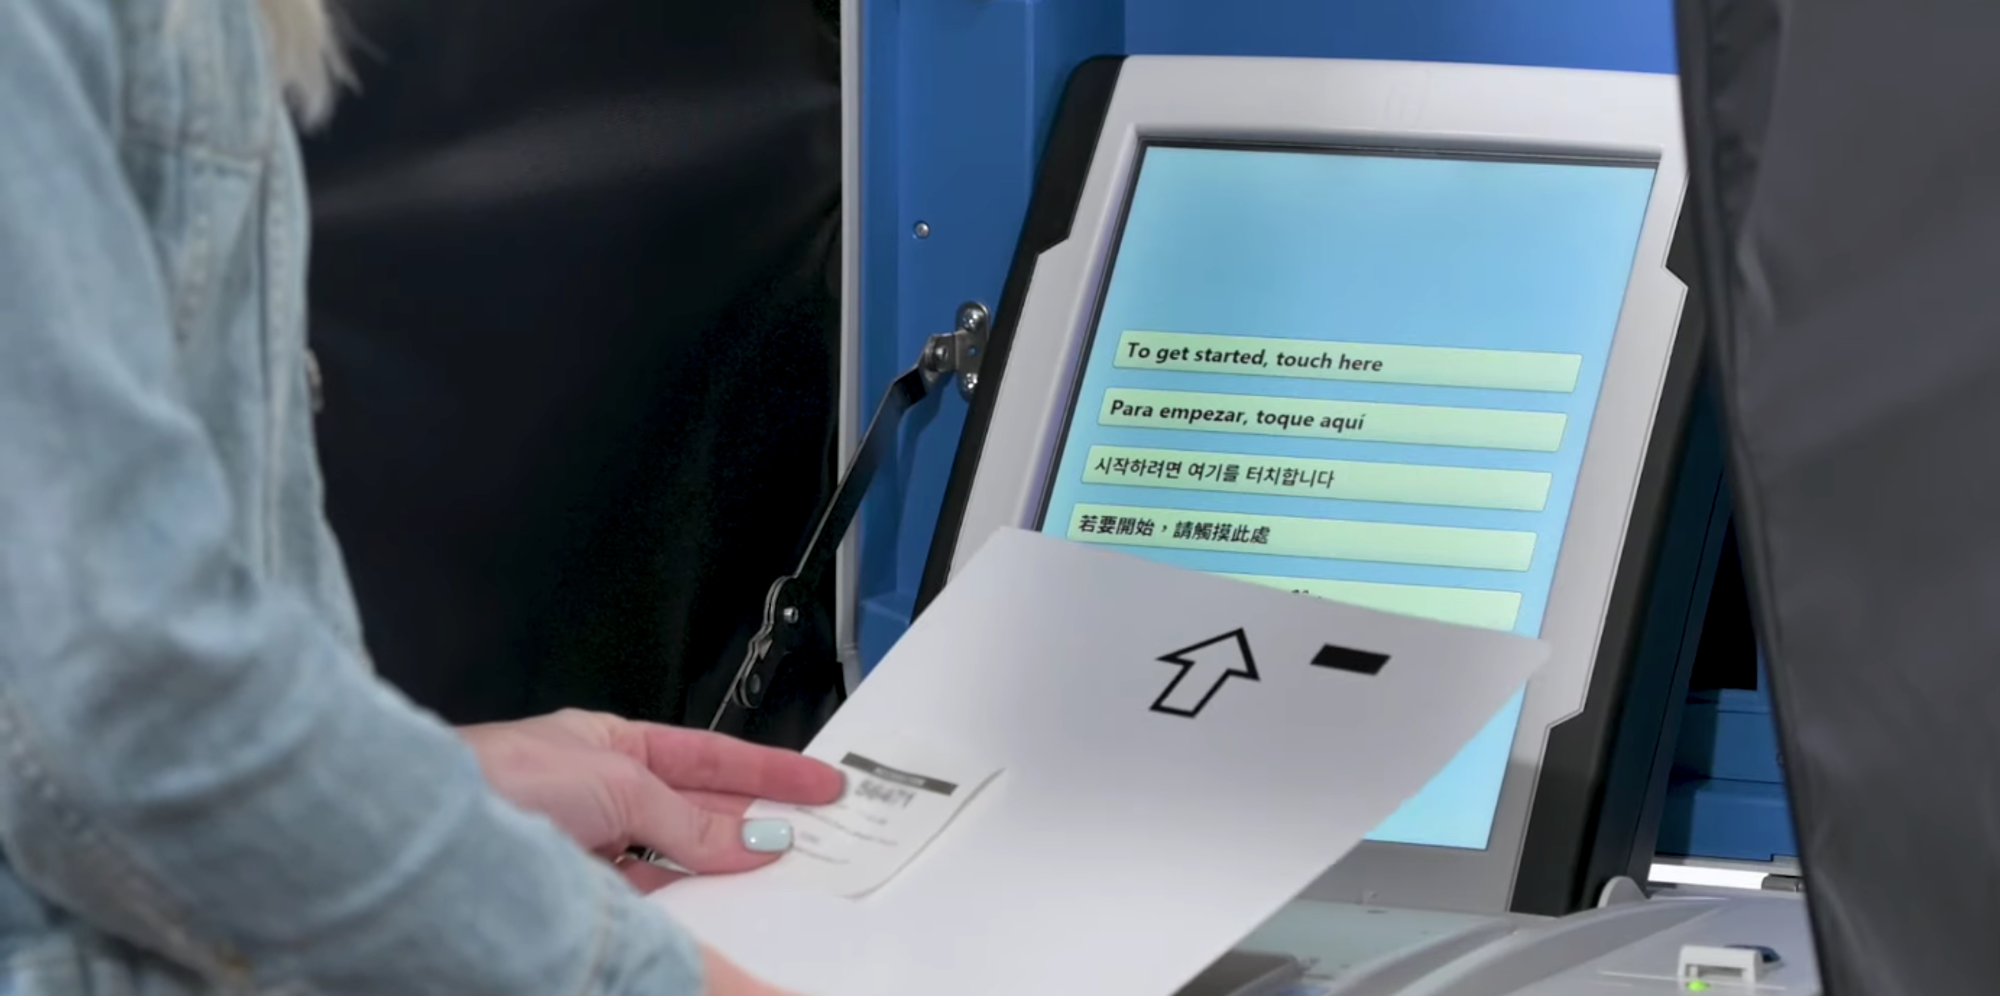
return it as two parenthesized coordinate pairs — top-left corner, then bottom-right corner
(0, 4), (704, 994)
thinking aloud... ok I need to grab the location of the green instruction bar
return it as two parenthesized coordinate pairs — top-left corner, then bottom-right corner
(1225, 573), (1524, 632)
(1066, 504), (1536, 572)
(1117, 330), (1582, 393)
(1099, 387), (1567, 453)
(1082, 445), (1551, 512)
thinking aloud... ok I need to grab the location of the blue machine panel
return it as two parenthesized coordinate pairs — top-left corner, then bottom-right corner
(1660, 662), (1798, 863)
(851, 0), (1788, 866)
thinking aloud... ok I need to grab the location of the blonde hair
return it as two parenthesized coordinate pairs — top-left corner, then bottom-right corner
(256, 0), (351, 127)
(169, 0), (352, 126)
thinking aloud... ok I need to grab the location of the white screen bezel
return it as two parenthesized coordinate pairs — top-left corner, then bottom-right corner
(937, 55), (1688, 915)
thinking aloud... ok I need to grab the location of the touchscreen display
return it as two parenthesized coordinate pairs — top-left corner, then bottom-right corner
(1038, 143), (1655, 850)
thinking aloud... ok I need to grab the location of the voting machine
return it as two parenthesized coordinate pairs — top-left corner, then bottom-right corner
(896, 55), (1812, 994)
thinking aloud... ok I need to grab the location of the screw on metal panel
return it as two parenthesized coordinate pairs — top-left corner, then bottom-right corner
(744, 673), (764, 696)
(912, 221), (931, 239)
(781, 606), (800, 625)
(957, 301), (988, 332)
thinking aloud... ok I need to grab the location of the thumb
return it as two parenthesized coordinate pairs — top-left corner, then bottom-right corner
(611, 759), (794, 875)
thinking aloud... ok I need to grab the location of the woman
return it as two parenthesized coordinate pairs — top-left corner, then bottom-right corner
(0, 1), (837, 992)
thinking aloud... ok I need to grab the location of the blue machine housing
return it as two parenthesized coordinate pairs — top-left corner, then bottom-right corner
(846, 0), (1791, 869)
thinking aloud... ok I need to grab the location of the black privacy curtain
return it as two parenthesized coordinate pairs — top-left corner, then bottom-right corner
(1678, 0), (2000, 992)
(301, 0), (844, 747)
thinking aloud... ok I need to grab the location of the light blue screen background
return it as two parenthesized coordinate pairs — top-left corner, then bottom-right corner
(1039, 145), (1655, 850)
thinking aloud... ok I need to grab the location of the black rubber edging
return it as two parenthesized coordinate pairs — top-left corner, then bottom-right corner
(912, 55), (1127, 616)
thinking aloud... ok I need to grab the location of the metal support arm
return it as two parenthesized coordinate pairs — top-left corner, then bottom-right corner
(708, 302), (989, 733)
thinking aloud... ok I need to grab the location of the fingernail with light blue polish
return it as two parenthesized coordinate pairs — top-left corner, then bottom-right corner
(741, 818), (794, 853)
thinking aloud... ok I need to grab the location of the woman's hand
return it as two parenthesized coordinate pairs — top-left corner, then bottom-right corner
(459, 709), (844, 892)
(702, 944), (799, 995)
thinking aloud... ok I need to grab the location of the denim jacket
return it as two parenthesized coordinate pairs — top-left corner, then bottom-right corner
(0, 2), (703, 992)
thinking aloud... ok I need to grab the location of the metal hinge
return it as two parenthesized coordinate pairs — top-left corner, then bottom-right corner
(920, 301), (990, 401)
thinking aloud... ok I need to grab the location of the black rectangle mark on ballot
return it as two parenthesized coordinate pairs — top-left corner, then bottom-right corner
(839, 753), (959, 796)
(1311, 644), (1391, 676)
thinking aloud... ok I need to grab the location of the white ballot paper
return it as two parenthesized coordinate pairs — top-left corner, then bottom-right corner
(653, 528), (1550, 995)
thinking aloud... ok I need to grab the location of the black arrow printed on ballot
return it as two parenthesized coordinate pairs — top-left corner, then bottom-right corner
(1148, 632), (1395, 719)
(1150, 629), (1259, 718)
